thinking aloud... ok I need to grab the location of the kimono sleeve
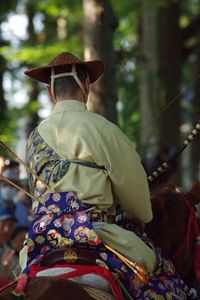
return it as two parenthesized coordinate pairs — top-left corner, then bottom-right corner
(106, 126), (152, 223)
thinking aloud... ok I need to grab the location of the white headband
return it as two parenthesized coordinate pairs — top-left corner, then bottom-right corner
(50, 64), (89, 102)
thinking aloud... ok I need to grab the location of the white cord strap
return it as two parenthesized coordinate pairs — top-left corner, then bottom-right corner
(50, 68), (56, 103)
(50, 64), (89, 101)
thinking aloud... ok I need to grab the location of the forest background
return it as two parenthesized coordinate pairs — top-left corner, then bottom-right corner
(0, 0), (199, 189)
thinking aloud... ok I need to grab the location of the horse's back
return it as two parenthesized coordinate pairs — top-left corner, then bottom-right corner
(0, 277), (94, 300)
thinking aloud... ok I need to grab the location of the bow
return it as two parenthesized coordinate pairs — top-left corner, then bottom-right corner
(147, 120), (200, 185)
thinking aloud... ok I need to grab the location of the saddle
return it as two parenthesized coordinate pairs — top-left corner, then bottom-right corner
(0, 248), (103, 295)
(0, 248), (125, 300)
(40, 247), (100, 267)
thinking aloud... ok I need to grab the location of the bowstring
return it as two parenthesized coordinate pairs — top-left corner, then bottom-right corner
(137, 73), (200, 138)
(133, 73), (200, 183)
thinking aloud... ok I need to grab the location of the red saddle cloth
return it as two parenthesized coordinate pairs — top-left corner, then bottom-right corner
(28, 263), (123, 300)
(0, 278), (11, 289)
(0, 264), (123, 300)
(195, 238), (200, 281)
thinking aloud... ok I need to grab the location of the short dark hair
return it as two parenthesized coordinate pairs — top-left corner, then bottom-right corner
(53, 65), (88, 99)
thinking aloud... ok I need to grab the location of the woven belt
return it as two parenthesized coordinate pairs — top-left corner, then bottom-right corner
(88, 208), (115, 224)
(40, 248), (100, 267)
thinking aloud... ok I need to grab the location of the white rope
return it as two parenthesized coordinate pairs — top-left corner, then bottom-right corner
(50, 64), (89, 102)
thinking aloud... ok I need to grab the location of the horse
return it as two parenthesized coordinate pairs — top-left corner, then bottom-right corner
(0, 277), (96, 300)
(0, 248), (117, 300)
(1, 181), (200, 300)
(146, 180), (200, 293)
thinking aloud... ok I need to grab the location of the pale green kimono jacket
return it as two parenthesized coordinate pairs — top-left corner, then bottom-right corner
(20, 100), (156, 272)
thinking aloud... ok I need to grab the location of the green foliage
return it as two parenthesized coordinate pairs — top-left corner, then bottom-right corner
(117, 60), (140, 142)
(0, 0), (16, 19)
(0, 107), (22, 153)
(0, 0), (86, 149)
(181, 0), (200, 19)
(111, 0), (141, 143)
(0, 0), (200, 154)
(36, 0), (81, 14)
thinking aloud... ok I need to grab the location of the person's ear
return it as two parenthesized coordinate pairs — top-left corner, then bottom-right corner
(46, 85), (56, 104)
(84, 77), (90, 95)
(46, 85), (52, 98)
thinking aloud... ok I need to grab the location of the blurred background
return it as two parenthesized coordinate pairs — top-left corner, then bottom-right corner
(0, 0), (199, 189)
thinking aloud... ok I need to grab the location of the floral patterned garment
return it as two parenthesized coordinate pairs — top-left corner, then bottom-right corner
(22, 191), (193, 300)
(24, 128), (195, 299)
(23, 191), (103, 273)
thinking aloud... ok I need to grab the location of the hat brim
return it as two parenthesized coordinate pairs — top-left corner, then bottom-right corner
(25, 60), (104, 84)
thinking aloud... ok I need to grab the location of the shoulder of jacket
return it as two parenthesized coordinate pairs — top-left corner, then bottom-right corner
(86, 110), (119, 129)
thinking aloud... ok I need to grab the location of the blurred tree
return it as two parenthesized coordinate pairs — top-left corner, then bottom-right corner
(0, 0), (18, 151)
(192, 43), (200, 181)
(25, 1), (40, 131)
(139, 2), (159, 155)
(179, 0), (200, 184)
(19, 0), (83, 132)
(0, 52), (7, 122)
(0, 0), (16, 121)
(137, 0), (200, 184)
(0, 0), (199, 185)
(83, 0), (118, 123)
(111, 0), (141, 143)
(137, 1), (182, 171)
(157, 0), (182, 152)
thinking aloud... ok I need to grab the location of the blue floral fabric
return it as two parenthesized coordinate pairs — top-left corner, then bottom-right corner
(22, 191), (191, 299)
(23, 192), (103, 273)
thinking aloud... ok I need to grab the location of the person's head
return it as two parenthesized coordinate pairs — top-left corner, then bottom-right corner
(9, 226), (28, 253)
(47, 64), (90, 102)
(24, 52), (104, 104)
(0, 168), (20, 202)
(4, 159), (19, 173)
(0, 156), (5, 173)
(14, 184), (31, 206)
(0, 208), (16, 244)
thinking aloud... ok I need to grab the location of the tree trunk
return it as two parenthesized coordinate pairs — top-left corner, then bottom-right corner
(0, 55), (7, 121)
(139, 5), (159, 157)
(192, 43), (200, 181)
(157, 0), (182, 183)
(157, 0), (181, 150)
(26, 2), (40, 131)
(0, 32), (7, 121)
(83, 0), (118, 123)
(139, 1), (182, 182)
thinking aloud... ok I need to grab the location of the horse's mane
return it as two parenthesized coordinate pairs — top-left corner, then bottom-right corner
(149, 181), (188, 232)
(146, 180), (200, 288)
(187, 180), (200, 205)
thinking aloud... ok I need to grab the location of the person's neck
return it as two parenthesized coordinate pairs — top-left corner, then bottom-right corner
(57, 97), (85, 103)
(56, 90), (87, 103)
